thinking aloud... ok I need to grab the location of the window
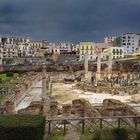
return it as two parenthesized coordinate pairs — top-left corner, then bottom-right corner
(90, 51), (93, 55)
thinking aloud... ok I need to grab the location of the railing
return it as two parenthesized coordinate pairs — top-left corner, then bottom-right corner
(46, 116), (140, 135)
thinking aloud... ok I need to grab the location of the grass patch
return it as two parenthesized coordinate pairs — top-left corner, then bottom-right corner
(0, 72), (24, 81)
(47, 128), (64, 140)
(78, 125), (140, 140)
(0, 94), (9, 103)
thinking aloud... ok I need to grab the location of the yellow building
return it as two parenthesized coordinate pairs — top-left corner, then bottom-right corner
(132, 46), (140, 56)
(78, 42), (96, 61)
(53, 48), (60, 55)
(102, 46), (124, 60)
(29, 41), (43, 53)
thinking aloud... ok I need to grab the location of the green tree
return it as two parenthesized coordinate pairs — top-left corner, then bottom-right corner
(114, 37), (122, 47)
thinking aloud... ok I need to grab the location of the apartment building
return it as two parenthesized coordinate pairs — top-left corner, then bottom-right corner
(17, 44), (30, 57)
(102, 46), (124, 60)
(121, 33), (140, 54)
(29, 41), (43, 56)
(0, 37), (30, 45)
(78, 42), (96, 61)
(0, 44), (18, 59)
(95, 43), (109, 55)
(45, 41), (75, 53)
(104, 36), (116, 45)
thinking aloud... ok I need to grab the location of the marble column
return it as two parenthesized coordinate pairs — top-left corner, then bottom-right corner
(0, 52), (3, 65)
(108, 53), (112, 79)
(42, 66), (47, 101)
(96, 54), (101, 81)
(84, 53), (89, 76)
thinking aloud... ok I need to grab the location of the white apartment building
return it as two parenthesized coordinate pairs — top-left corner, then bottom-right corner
(121, 33), (140, 54)
(0, 44), (18, 59)
(0, 37), (30, 45)
(17, 44), (30, 57)
(45, 41), (75, 53)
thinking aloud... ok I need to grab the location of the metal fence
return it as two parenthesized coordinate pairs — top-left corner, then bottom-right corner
(46, 116), (140, 135)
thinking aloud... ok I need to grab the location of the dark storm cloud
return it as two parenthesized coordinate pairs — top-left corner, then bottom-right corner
(0, 0), (140, 42)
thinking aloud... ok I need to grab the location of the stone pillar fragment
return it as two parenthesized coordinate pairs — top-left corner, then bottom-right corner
(50, 100), (58, 118)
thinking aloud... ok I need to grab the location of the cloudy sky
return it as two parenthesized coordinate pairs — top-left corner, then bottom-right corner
(0, 0), (140, 42)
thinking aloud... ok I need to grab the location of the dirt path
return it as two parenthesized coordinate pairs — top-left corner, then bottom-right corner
(64, 127), (80, 140)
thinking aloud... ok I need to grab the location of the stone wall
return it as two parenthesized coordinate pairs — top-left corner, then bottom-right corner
(96, 99), (138, 116)
(72, 99), (101, 117)
(0, 61), (139, 73)
(18, 101), (43, 115)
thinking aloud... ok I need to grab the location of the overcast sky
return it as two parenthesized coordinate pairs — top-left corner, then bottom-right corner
(0, 0), (140, 42)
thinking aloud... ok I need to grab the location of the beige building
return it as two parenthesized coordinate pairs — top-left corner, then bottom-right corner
(104, 36), (116, 45)
(0, 47), (18, 58)
(0, 37), (30, 45)
(77, 42), (96, 61)
(132, 46), (140, 56)
(102, 46), (124, 60)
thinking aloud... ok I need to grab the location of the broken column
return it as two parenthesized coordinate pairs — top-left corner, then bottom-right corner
(96, 54), (101, 81)
(108, 53), (112, 79)
(50, 100), (58, 118)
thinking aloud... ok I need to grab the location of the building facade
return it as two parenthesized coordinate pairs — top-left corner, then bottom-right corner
(102, 46), (124, 60)
(45, 41), (75, 53)
(95, 43), (109, 55)
(78, 42), (96, 61)
(104, 36), (116, 45)
(0, 37), (30, 45)
(0, 44), (18, 58)
(121, 33), (140, 54)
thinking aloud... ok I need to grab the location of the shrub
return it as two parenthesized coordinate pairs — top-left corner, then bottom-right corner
(0, 115), (45, 140)
(112, 128), (128, 140)
(6, 72), (14, 77)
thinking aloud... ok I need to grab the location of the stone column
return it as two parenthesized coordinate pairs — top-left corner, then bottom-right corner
(42, 66), (47, 101)
(0, 52), (3, 65)
(108, 53), (112, 79)
(84, 53), (89, 77)
(96, 54), (101, 81)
